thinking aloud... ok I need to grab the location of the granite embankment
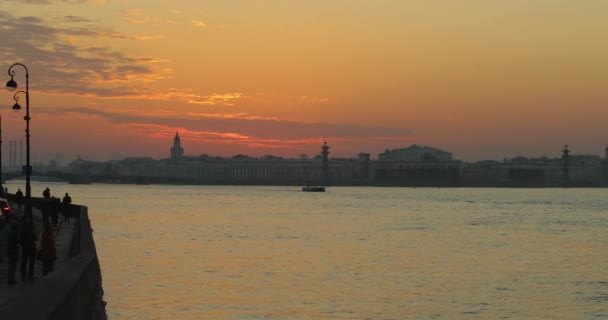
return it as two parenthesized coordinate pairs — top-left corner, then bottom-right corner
(0, 196), (106, 320)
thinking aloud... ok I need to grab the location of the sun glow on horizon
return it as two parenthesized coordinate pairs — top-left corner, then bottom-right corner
(1, 1), (607, 162)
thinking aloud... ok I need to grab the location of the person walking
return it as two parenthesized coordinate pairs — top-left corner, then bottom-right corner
(7, 222), (20, 285)
(15, 188), (24, 210)
(42, 202), (51, 225)
(62, 192), (72, 222)
(0, 219), (7, 264)
(0, 228), (4, 265)
(43, 187), (51, 200)
(40, 222), (56, 276)
(50, 197), (60, 228)
(20, 217), (37, 281)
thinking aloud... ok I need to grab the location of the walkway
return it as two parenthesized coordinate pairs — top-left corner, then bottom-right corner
(0, 203), (75, 307)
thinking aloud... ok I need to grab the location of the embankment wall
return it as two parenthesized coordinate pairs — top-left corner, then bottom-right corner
(2, 198), (106, 320)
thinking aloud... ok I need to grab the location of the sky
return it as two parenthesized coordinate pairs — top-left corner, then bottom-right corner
(0, 0), (606, 163)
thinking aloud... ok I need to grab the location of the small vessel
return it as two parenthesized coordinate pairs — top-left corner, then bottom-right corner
(302, 186), (325, 192)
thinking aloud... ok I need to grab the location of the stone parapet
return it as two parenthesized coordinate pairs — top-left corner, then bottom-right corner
(0, 199), (106, 320)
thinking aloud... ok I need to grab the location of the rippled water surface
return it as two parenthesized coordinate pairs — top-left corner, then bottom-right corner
(10, 182), (608, 319)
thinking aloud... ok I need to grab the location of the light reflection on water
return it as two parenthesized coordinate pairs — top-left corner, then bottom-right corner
(8, 182), (608, 319)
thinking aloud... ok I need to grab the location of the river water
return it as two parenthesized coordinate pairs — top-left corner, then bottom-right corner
(6, 181), (608, 319)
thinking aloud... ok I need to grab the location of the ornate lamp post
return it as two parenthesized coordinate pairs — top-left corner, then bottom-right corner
(0, 115), (3, 188)
(6, 63), (31, 218)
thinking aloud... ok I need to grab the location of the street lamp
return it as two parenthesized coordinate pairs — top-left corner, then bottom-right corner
(6, 63), (31, 219)
(0, 115), (2, 189)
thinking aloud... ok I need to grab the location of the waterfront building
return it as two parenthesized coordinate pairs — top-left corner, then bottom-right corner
(61, 137), (608, 187)
(377, 145), (453, 162)
(603, 147), (608, 181)
(170, 132), (184, 159)
(357, 153), (371, 180)
(461, 150), (605, 187)
(65, 138), (362, 185)
(120, 156), (360, 186)
(371, 145), (463, 186)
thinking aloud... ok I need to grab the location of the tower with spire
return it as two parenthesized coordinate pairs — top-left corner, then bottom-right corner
(171, 132), (184, 159)
(562, 144), (570, 185)
(321, 141), (330, 185)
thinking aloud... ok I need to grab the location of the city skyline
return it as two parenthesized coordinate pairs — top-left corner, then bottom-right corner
(1, 1), (607, 162)
(3, 134), (605, 167)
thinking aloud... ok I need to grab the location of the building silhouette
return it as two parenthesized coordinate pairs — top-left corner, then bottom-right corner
(321, 141), (330, 185)
(170, 132), (184, 159)
(562, 144), (570, 185)
(61, 135), (608, 187)
(371, 145), (462, 186)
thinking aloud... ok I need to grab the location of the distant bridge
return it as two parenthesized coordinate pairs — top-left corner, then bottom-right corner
(3, 171), (24, 181)
(3, 170), (68, 183)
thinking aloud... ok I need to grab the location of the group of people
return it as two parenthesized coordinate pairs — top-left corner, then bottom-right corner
(13, 188), (72, 222)
(41, 188), (73, 227)
(3, 216), (56, 284)
(1, 186), (73, 285)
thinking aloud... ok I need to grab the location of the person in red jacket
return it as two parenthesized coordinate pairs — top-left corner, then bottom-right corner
(40, 222), (57, 276)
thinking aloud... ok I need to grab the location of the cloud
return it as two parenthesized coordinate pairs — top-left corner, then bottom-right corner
(58, 27), (163, 40)
(299, 96), (329, 104)
(99, 89), (245, 106)
(61, 15), (92, 23)
(48, 107), (412, 142)
(135, 57), (169, 63)
(185, 93), (243, 106)
(0, 0), (100, 3)
(187, 112), (280, 121)
(0, 10), (168, 97)
(192, 20), (207, 28)
(121, 9), (159, 25)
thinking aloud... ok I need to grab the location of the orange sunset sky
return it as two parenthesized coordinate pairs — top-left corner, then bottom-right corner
(0, 0), (606, 163)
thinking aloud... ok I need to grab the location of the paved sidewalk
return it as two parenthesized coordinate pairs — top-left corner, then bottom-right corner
(0, 203), (75, 305)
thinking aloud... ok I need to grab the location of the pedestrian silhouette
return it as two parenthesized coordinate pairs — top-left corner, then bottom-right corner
(20, 217), (37, 281)
(43, 187), (51, 200)
(50, 197), (60, 228)
(7, 222), (20, 284)
(62, 192), (72, 222)
(0, 220), (6, 264)
(40, 222), (57, 276)
(15, 188), (24, 209)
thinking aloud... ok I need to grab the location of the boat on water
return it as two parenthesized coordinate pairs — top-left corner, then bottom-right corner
(302, 186), (325, 192)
